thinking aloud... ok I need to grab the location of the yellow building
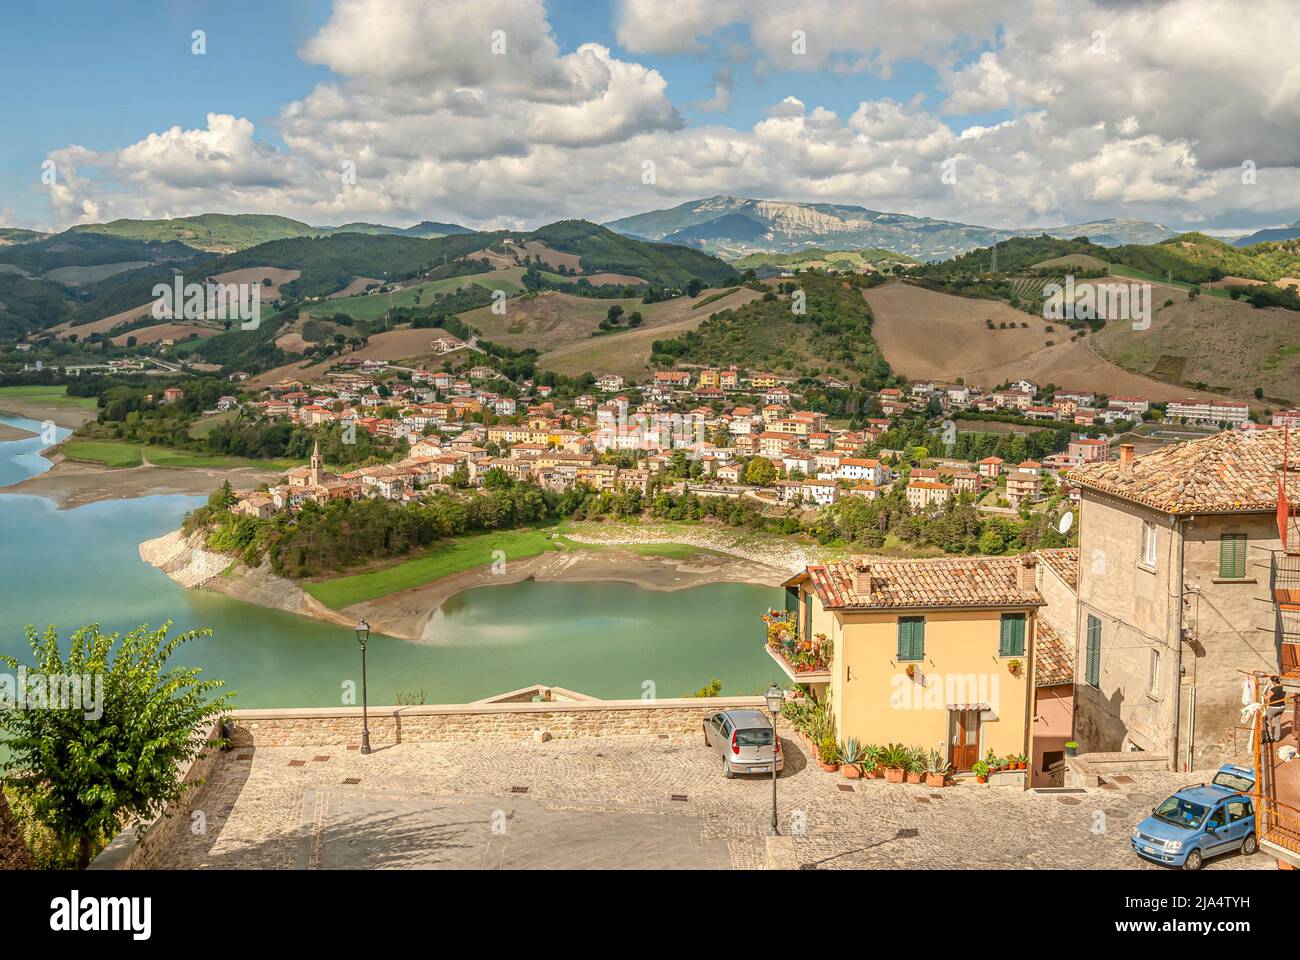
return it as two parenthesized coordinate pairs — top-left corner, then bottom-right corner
(772, 555), (1045, 773)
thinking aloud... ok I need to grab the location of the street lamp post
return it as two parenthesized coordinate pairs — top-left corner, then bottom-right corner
(355, 618), (372, 755)
(765, 681), (783, 836)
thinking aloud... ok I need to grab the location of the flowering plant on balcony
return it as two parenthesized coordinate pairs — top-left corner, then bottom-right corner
(763, 609), (794, 647)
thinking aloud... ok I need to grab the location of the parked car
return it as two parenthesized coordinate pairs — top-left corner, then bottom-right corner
(702, 709), (783, 778)
(1130, 764), (1258, 870)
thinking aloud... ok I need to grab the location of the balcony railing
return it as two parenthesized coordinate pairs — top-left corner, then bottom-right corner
(1258, 797), (1300, 859)
(762, 609), (831, 683)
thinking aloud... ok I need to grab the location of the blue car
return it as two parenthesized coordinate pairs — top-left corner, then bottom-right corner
(1130, 764), (1258, 870)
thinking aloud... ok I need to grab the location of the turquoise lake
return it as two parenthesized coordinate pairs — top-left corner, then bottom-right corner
(0, 415), (779, 708)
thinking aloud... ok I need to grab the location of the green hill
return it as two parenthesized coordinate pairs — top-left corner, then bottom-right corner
(648, 272), (889, 386)
(0, 228), (49, 246)
(329, 220), (472, 238)
(525, 220), (736, 287)
(71, 214), (326, 252)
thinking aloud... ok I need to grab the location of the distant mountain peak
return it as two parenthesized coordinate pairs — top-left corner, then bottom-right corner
(605, 196), (1178, 262)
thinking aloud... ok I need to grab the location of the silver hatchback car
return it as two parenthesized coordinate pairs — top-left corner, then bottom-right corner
(703, 709), (784, 778)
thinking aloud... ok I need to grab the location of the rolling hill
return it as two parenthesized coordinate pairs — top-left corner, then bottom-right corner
(70, 213), (324, 253)
(605, 195), (1177, 261)
(524, 220), (736, 287)
(328, 220), (472, 238)
(732, 247), (917, 277)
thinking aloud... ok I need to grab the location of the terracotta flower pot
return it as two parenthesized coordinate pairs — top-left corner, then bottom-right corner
(842, 764), (861, 779)
(1017, 761), (1026, 770)
(885, 768), (904, 783)
(976, 774), (988, 784)
(820, 761), (840, 773)
(925, 772), (946, 788)
(906, 771), (923, 784)
(866, 767), (882, 779)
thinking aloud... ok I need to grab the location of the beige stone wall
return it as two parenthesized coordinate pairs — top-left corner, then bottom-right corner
(1076, 490), (1281, 769)
(1181, 512), (1279, 768)
(228, 696), (765, 748)
(1036, 558), (1077, 645)
(1075, 492), (1180, 756)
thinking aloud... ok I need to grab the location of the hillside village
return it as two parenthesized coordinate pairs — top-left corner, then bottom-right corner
(207, 345), (1290, 523)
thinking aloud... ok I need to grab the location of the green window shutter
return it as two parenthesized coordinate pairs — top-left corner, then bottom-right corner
(785, 586), (799, 616)
(1218, 533), (1246, 579)
(1000, 614), (1026, 657)
(1085, 615), (1101, 686)
(803, 592), (812, 642)
(898, 617), (924, 661)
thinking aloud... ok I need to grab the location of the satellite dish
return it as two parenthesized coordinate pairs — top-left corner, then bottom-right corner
(1057, 512), (1074, 534)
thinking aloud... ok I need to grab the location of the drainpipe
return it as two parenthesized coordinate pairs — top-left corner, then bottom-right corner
(1169, 515), (1187, 771)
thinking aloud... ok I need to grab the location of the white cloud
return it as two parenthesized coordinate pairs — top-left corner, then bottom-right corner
(30, 0), (1300, 235)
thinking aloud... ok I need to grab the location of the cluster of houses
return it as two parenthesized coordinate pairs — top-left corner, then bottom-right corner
(774, 428), (1300, 869)
(221, 356), (1284, 523)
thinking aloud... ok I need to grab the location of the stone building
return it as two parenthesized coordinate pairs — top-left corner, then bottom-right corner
(1068, 434), (1293, 770)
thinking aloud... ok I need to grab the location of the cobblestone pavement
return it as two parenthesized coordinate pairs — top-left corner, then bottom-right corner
(159, 731), (1272, 870)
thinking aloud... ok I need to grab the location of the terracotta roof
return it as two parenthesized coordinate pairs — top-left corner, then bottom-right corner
(1068, 429), (1288, 514)
(1035, 620), (1074, 687)
(794, 555), (1044, 610)
(1036, 548), (1078, 591)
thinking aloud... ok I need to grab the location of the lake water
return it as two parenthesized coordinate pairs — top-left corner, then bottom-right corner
(0, 415), (778, 708)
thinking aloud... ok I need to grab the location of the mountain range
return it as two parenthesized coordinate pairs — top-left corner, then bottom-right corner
(1231, 220), (1300, 246)
(605, 195), (1180, 262)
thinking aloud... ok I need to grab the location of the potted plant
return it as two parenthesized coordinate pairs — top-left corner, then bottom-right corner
(904, 663), (916, 679)
(882, 742), (908, 783)
(1007, 658), (1023, 676)
(972, 760), (990, 784)
(219, 715), (236, 750)
(818, 736), (841, 773)
(862, 744), (883, 779)
(1014, 753), (1027, 770)
(905, 747), (926, 784)
(1065, 740), (1079, 757)
(925, 749), (952, 787)
(839, 738), (864, 778)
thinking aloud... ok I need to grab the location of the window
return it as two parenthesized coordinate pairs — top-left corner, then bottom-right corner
(1227, 799), (1253, 822)
(1218, 533), (1247, 579)
(1149, 649), (1161, 695)
(784, 586), (799, 616)
(803, 592), (812, 642)
(999, 613), (1026, 657)
(897, 617), (925, 662)
(1085, 615), (1102, 687)
(1140, 521), (1158, 567)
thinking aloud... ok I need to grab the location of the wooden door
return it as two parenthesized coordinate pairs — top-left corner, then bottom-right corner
(949, 709), (980, 770)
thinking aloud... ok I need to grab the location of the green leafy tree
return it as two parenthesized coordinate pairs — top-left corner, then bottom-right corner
(744, 456), (777, 486)
(0, 623), (232, 868)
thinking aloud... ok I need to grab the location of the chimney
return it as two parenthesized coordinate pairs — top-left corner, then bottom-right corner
(853, 561), (872, 601)
(1017, 554), (1038, 593)
(1119, 444), (1135, 473)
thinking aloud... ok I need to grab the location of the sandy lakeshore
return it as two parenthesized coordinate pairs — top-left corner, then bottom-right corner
(0, 423), (37, 442)
(0, 399), (96, 431)
(1, 454), (283, 509)
(140, 529), (788, 643)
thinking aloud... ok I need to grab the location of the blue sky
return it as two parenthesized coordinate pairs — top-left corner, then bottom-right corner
(2, 0), (1295, 233)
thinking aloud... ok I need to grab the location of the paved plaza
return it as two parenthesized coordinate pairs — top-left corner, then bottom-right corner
(158, 731), (1271, 870)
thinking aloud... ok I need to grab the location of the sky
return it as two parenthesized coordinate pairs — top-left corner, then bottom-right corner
(1, 0), (1297, 235)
